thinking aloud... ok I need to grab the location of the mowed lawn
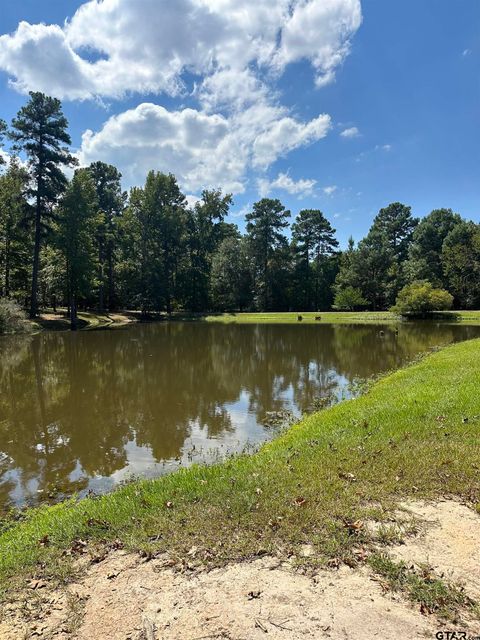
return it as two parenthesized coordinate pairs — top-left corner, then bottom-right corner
(202, 310), (480, 324)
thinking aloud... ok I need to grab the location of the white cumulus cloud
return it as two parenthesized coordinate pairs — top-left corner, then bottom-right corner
(340, 126), (360, 138)
(274, 0), (362, 87)
(258, 173), (317, 197)
(0, 0), (362, 101)
(79, 103), (330, 194)
(0, 0), (362, 194)
(252, 114), (331, 169)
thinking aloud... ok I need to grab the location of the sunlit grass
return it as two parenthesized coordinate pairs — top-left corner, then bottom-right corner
(202, 310), (480, 325)
(368, 554), (478, 621)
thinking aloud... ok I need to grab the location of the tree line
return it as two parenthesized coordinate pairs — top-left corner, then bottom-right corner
(0, 92), (479, 328)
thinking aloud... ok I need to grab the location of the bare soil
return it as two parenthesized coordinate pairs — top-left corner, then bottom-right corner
(1, 499), (479, 640)
(393, 500), (480, 601)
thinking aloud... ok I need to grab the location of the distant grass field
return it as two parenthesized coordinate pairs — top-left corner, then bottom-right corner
(202, 310), (480, 325)
(1, 338), (479, 612)
(203, 311), (397, 323)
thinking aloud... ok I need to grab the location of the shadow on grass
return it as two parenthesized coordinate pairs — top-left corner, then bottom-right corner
(161, 311), (231, 322)
(400, 312), (461, 323)
(34, 315), (89, 331)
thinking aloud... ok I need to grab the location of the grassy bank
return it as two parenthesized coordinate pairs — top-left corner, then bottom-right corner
(1, 338), (480, 600)
(201, 310), (480, 324)
(204, 311), (397, 324)
(30, 310), (141, 332)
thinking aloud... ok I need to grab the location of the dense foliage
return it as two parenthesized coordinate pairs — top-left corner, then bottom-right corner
(0, 93), (479, 328)
(0, 298), (28, 334)
(391, 281), (454, 316)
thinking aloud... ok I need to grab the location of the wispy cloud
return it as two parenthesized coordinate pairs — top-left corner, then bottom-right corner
(231, 203), (251, 219)
(340, 126), (360, 138)
(323, 185), (337, 196)
(356, 144), (392, 162)
(258, 172), (317, 197)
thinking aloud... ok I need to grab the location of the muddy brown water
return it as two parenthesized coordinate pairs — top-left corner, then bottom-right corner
(0, 321), (479, 509)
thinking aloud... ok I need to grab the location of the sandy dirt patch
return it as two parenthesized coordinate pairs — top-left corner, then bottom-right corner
(1, 499), (479, 640)
(391, 500), (480, 601)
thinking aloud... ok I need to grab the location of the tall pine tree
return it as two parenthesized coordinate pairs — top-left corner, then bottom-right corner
(10, 92), (77, 317)
(292, 209), (338, 310)
(57, 170), (98, 329)
(246, 198), (290, 311)
(86, 161), (125, 310)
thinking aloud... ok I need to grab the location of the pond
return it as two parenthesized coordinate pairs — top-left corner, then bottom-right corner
(1, 321), (479, 510)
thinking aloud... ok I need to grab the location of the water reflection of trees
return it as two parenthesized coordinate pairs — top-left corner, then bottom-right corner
(0, 322), (478, 507)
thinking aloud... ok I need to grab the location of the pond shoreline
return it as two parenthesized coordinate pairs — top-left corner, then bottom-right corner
(1, 337), (480, 631)
(27, 309), (480, 333)
(3, 320), (480, 511)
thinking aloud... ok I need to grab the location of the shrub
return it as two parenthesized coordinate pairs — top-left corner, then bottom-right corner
(0, 298), (29, 334)
(333, 286), (368, 311)
(391, 281), (453, 317)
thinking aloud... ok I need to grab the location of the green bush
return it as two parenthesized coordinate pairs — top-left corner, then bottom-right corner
(0, 298), (29, 334)
(391, 281), (453, 316)
(333, 286), (368, 311)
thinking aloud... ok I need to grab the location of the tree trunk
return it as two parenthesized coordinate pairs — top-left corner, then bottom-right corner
(30, 194), (42, 318)
(107, 246), (115, 310)
(4, 234), (10, 298)
(70, 291), (78, 331)
(263, 254), (268, 311)
(165, 246), (172, 314)
(98, 237), (105, 311)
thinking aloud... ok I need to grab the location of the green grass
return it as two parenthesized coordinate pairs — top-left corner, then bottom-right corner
(203, 311), (397, 323)
(450, 310), (480, 324)
(368, 554), (477, 621)
(1, 339), (480, 603)
(200, 310), (480, 325)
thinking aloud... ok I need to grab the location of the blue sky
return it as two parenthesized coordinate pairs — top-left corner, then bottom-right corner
(0, 0), (478, 246)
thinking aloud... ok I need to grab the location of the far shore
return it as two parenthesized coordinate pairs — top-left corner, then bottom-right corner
(24, 308), (480, 333)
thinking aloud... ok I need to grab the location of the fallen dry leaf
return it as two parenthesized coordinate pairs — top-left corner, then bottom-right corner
(343, 520), (364, 535)
(339, 472), (357, 482)
(293, 496), (307, 507)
